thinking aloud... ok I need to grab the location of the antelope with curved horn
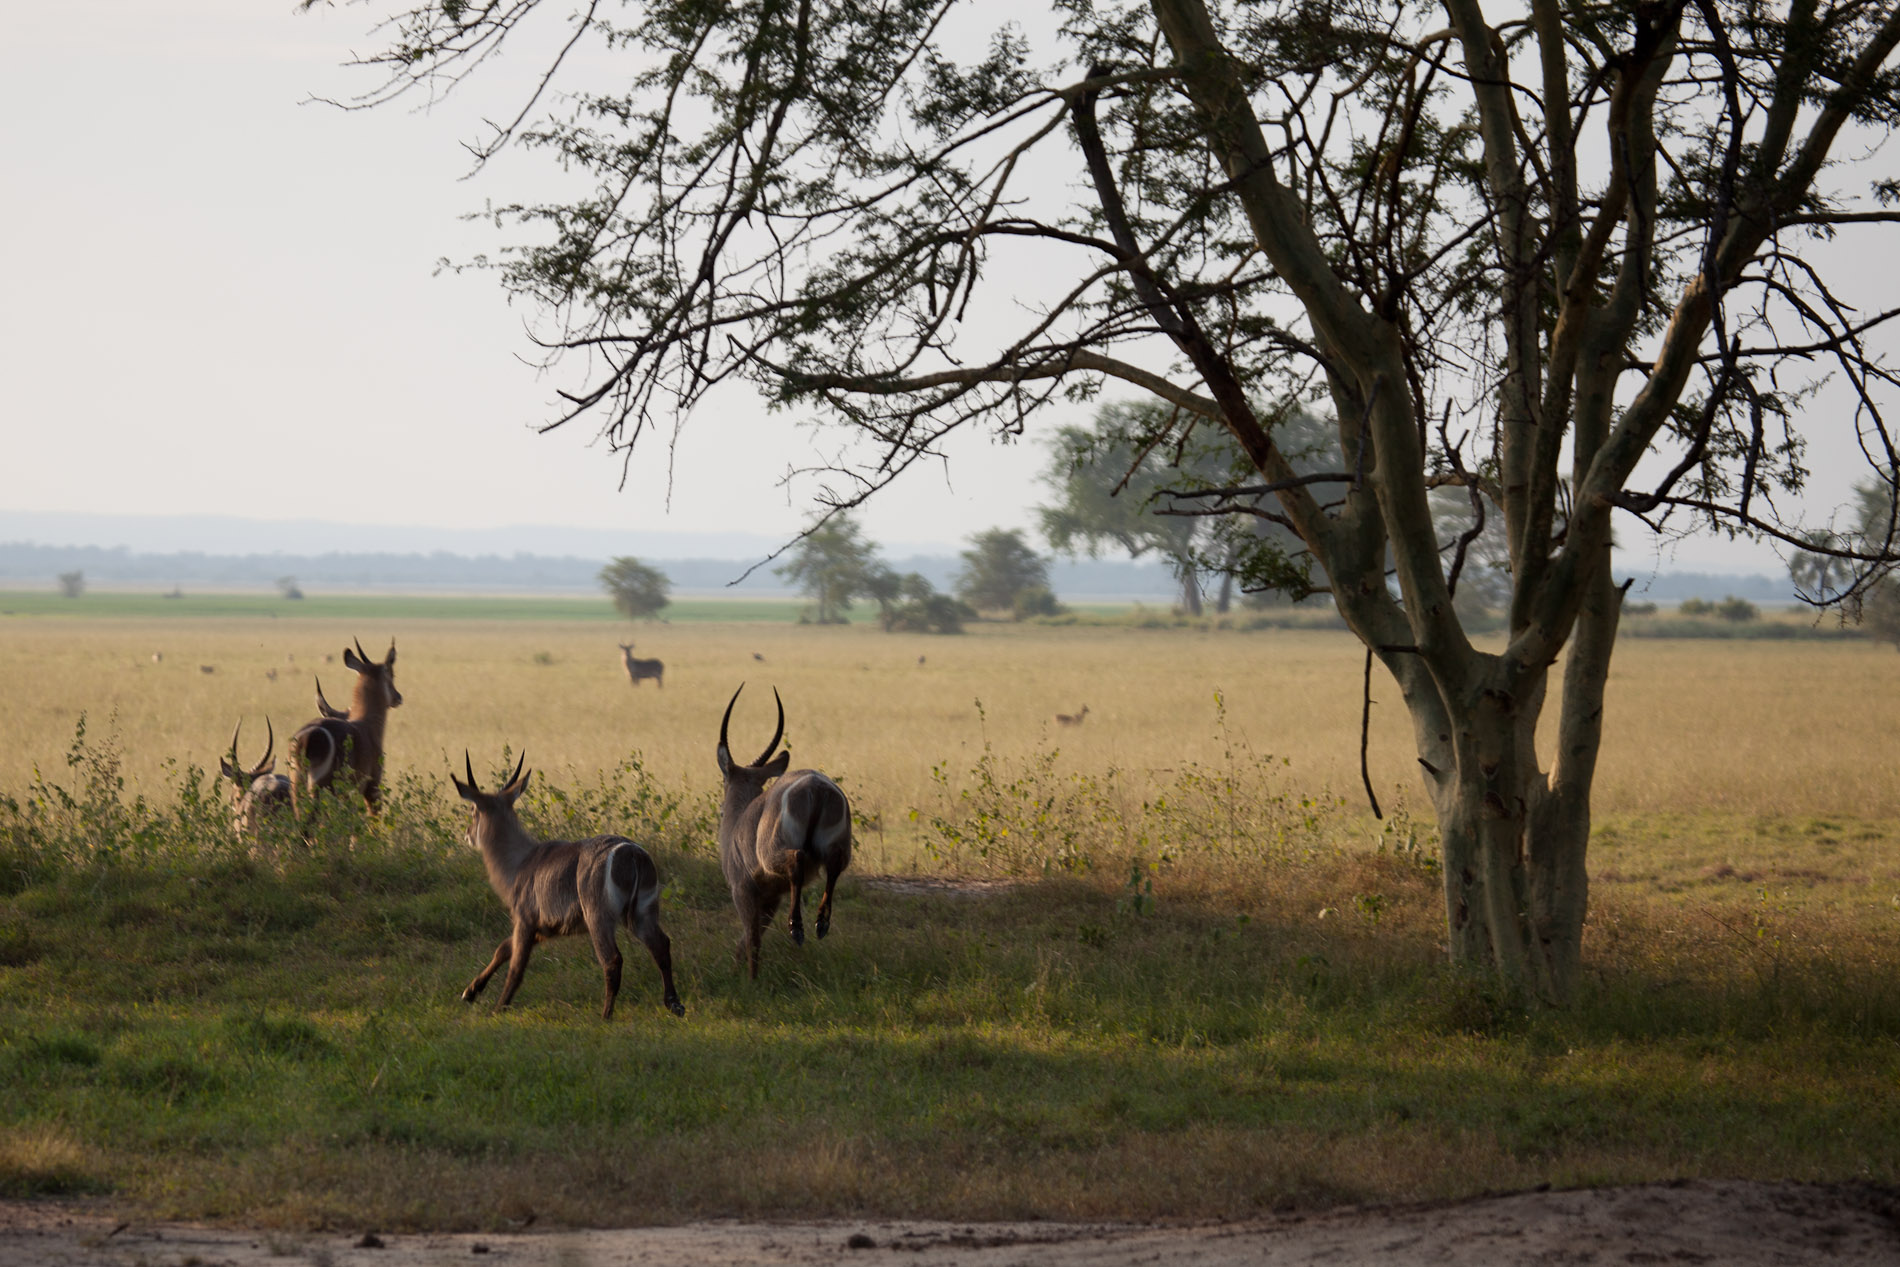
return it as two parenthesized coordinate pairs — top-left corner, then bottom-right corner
(715, 684), (853, 979)
(1055, 704), (1090, 727)
(288, 637), (402, 823)
(219, 718), (291, 836)
(455, 751), (684, 1019)
(312, 677), (350, 720)
(618, 643), (664, 689)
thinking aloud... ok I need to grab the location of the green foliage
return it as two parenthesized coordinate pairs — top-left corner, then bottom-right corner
(777, 515), (881, 625)
(954, 528), (1053, 615)
(598, 556), (672, 621)
(1011, 585), (1063, 620)
(1041, 404), (1335, 615)
(1716, 596), (1759, 623)
(55, 571), (83, 599)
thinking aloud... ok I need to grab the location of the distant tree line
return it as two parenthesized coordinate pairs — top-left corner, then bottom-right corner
(772, 519), (1067, 632)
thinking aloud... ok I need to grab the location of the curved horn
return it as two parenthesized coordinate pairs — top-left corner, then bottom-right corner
(719, 683), (744, 758)
(225, 718), (244, 776)
(464, 749), (478, 792)
(251, 717), (276, 778)
(505, 749), (527, 793)
(314, 677), (347, 720)
(354, 637), (371, 666)
(754, 686), (785, 767)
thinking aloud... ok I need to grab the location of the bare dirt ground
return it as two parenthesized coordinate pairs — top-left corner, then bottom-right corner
(5, 1181), (1896, 1267)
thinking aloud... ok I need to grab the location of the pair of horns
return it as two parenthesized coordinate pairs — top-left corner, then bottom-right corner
(351, 637), (395, 664)
(719, 684), (784, 768)
(462, 749), (527, 794)
(226, 717), (275, 778)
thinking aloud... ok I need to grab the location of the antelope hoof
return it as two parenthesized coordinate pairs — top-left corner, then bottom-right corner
(816, 913), (831, 940)
(665, 995), (685, 1018)
(789, 919), (805, 947)
(461, 987), (480, 1004)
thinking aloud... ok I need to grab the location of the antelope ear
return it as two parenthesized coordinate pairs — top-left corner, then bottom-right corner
(384, 639), (396, 666)
(501, 768), (532, 804)
(342, 647), (365, 672)
(451, 776), (478, 803)
(219, 757), (240, 779)
(763, 751), (791, 780)
(255, 760), (276, 776)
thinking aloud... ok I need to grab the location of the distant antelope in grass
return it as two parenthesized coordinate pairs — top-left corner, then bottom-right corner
(219, 718), (291, 837)
(455, 752), (684, 1019)
(289, 638), (401, 823)
(715, 684), (853, 979)
(618, 643), (664, 689)
(1055, 705), (1090, 727)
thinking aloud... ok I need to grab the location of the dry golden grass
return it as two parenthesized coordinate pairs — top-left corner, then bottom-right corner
(0, 614), (1894, 840)
(5, 613), (1897, 831)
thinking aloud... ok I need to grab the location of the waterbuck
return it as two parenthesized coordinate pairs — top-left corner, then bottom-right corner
(454, 752), (684, 1018)
(218, 718), (291, 837)
(288, 637), (401, 822)
(715, 684), (853, 978)
(618, 643), (664, 689)
(1055, 705), (1090, 727)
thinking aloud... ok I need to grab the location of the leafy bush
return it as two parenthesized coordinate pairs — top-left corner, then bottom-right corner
(1012, 586), (1064, 620)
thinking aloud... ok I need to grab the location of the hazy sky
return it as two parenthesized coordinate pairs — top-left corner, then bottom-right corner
(0, 2), (1881, 572)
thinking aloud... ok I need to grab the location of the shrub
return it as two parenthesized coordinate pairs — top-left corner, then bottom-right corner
(1012, 586), (1064, 620)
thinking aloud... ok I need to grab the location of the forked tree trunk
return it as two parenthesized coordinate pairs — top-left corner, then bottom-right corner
(1383, 554), (1623, 1002)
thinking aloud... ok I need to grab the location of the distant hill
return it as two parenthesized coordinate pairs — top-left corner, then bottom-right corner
(0, 509), (1804, 604)
(0, 541), (1186, 600)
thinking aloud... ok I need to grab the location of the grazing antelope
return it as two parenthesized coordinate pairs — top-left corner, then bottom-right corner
(455, 752), (684, 1018)
(617, 643), (664, 689)
(288, 638), (401, 821)
(1055, 704), (1090, 727)
(715, 684), (853, 979)
(219, 718), (291, 836)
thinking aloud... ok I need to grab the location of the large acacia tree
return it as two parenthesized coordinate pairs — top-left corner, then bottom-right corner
(323, 0), (1900, 999)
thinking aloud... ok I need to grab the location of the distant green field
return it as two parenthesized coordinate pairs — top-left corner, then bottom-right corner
(0, 591), (845, 624)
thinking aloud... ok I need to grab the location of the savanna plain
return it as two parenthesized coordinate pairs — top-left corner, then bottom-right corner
(1, 595), (1898, 1234)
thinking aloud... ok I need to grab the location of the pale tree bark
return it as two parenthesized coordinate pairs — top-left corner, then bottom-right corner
(1142, 0), (1900, 999)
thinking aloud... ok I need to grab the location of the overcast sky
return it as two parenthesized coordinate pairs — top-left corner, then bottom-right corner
(0, 2), (1879, 572)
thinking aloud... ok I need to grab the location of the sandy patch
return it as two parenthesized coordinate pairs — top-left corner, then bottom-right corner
(4, 1180), (1895, 1266)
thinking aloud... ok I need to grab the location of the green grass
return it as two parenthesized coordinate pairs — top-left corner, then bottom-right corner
(2, 731), (1897, 1228)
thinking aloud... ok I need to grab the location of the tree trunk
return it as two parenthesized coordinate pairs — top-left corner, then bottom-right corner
(1214, 569), (1234, 614)
(1177, 564), (1203, 616)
